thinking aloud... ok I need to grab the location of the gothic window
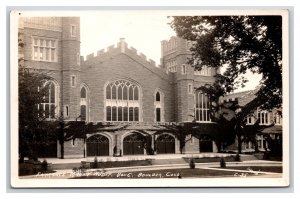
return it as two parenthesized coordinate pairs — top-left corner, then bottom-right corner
(154, 91), (164, 122)
(105, 80), (140, 122)
(39, 81), (58, 119)
(80, 85), (89, 121)
(195, 91), (211, 122)
(156, 92), (160, 102)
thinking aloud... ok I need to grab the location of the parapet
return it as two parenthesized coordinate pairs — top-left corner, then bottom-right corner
(84, 38), (169, 76)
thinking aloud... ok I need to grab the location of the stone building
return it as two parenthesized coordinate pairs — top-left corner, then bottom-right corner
(222, 90), (283, 153)
(19, 16), (281, 158)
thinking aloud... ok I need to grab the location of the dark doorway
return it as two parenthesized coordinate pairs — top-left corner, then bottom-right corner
(123, 133), (145, 155)
(87, 134), (109, 156)
(156, 134), (175, 154)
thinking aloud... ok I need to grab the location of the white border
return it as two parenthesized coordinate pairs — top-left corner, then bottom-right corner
(10, 9), (289, 188)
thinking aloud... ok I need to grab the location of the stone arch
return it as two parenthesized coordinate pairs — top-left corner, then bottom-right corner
(86, 132), (114, 156)
(121, 131), (147, 155)
(155, 133), (176, 154)
(41, 78), (60, 119)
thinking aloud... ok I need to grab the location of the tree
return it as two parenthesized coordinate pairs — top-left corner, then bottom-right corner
(18, 35), (55, 160)
(170, 16), (282, 154)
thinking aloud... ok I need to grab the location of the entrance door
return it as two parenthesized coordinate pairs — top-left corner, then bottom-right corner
(87, 134), (109, 156)
(156, 134), (175, 154)
(199, 140), (213, 152)
(123, 133), (145, 155)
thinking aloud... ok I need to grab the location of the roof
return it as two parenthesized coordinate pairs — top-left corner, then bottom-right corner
(223, 87), (260, 107)
(260, 125), (283, 134)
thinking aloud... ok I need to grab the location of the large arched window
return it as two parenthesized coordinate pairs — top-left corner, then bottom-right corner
(195, 91), (211, 122)
(105, 80), (140, 122)
(39, 80), (59, 119)
(80, 84), (89, 121)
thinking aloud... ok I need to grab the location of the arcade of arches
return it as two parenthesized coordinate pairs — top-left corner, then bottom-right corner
(84, 132), (181, 157)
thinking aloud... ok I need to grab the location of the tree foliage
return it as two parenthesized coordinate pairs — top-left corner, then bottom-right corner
(18, 35), (55, 159)
(170, 16), (282, 110)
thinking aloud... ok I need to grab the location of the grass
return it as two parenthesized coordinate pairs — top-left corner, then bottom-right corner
(91, 159), (152, 169)
(183, 156), (236, 163)
(71, 168), (259, 179)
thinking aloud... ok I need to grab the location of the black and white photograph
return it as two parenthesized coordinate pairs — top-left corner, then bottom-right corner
(10, 9), (289, 187)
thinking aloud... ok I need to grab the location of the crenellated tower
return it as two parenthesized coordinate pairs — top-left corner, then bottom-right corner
(161, 36), (217, 122)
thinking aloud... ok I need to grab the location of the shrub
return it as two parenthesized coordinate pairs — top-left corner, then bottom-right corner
(72, 167), (79, 172)
(19, 163), (35, 176)
(220, 157), (226, 168)
(92, 157), (98, 168)
(189, 158), (195, 169)
(235, 153), (240, 161)
(263, 151), (270, 160)
(41, 160), (48, 173)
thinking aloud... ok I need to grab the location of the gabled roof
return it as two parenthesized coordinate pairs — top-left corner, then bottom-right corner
(223, 87), (260, 107)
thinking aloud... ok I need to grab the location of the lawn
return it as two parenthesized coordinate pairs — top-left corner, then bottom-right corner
(183, 156), (237, 163)
(71, 168), (259, 179)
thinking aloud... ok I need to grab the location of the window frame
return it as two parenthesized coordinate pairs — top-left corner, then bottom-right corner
(194, 91), (211, 123)
(71, 75), (76, 87)
(80, 85), (89, 122)
(188, 83), (193, 94)
(38, 80), (59, 120)
(31, 36), (57, 62)
(70, 25), (76, 37)
(182, 64), (187, 74)
(105, 80), (141, 122)
(154, 90), (164, 122)
(257, 110), (271, 125)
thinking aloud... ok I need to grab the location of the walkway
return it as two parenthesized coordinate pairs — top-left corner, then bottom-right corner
(39, 153), (258, 164)
(19, 153), (283, 179)
(19, 160), (282, 179)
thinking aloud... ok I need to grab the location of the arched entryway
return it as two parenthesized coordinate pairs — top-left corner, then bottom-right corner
(87, 134), (109, 156)
(156, 134), (175, 154)
(123, 133), (145, 155)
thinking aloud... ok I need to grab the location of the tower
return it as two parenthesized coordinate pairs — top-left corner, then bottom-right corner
(161, 36), (216, 122)
(161, 37), (194, 122)
(61, 17), (81, 120)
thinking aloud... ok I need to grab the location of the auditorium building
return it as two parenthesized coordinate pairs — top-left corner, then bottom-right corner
(18, 17), (282, 158)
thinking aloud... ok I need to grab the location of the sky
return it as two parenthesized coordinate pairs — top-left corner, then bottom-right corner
(79, 11), (261, 93)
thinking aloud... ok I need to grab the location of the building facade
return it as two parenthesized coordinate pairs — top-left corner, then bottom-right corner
(19, 17), (281, 158)
(222, 90), (283, 153)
